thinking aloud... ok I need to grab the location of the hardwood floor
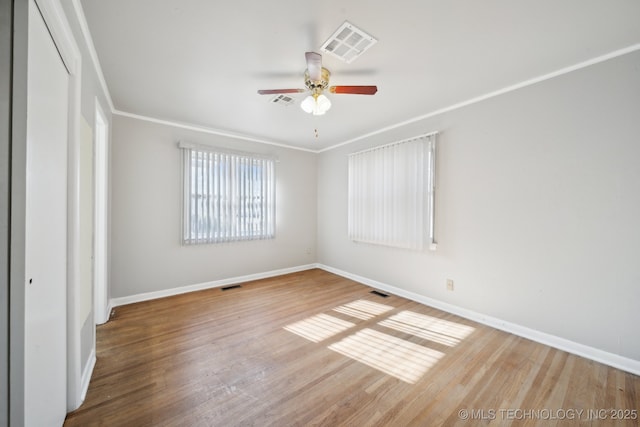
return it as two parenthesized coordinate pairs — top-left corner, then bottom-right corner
(64, 269), (640, 426)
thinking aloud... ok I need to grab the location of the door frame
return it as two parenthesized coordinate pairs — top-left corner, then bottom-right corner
(94, 98), (109, 325)
(10, 0), (87, 422)
(35, 0), (87, 412)
(1, 0), (13, 425)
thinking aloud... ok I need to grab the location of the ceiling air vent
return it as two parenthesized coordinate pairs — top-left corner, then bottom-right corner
(270, 94), (296, 106)
(320, 21), (378, 64)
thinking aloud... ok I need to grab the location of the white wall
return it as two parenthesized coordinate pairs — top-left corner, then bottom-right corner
(317, 50), (640, 362)
(110, 115), (317, 298)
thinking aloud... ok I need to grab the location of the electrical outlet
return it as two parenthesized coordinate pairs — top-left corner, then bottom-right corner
(446, 279), (454, 291)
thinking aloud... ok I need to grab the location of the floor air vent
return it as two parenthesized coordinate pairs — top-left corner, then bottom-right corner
(221, 285), (242, 291)
(370, 290), (389, 298)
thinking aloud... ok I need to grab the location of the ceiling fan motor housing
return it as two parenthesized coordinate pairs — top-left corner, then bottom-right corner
(305, 67), (331, 96)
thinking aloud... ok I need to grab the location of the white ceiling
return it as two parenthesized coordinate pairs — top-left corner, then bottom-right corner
(80, 0), (640, 152)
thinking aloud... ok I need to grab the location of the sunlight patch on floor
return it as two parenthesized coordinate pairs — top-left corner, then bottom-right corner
(284, 314), (355, 343)
(378, 310), (475, 347)
(328, 328), (444, 384)
(333, 299), (394, 320)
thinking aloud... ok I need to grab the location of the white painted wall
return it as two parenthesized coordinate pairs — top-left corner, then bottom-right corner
(110, 115), (317, 298)
(317, 50), (640, 362)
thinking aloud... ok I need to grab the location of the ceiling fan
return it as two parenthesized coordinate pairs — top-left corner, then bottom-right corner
(257, 52), (377, 115)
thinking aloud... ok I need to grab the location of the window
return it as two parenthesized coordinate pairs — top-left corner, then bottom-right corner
(348, 133), (437, 250)
(180, 142), (275, 244)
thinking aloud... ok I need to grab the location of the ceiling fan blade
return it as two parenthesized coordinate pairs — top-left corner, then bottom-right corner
(305, 52), (322, 81)
(257, 89), (306, 95)
(329, 85), (378, 95)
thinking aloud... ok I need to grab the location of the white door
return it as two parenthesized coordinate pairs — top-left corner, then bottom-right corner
(24, 0), (70, 425)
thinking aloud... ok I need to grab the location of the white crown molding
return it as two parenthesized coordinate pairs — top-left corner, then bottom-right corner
(68, 1), (640, 154)
(35, 0), (80, 74)
(113, 110), (318, 153)
(317, 264), (640, 377)
(318, 43), (640, 153)
(68, 0), (114, 111)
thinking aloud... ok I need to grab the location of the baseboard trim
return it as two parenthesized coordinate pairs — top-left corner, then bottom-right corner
(318, 264), (640, 376)
(80, 349), (96, 403)
(106, 263), (639, 375)
(106, 300), (114, 321)
(110, 264), (320, 308)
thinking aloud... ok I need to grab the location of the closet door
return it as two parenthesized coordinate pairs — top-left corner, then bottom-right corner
(24, 0), (69, 425)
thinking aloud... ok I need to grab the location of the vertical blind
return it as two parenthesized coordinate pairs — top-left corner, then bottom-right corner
(180, 142), (275, 244)
(348, 133), (437, 250)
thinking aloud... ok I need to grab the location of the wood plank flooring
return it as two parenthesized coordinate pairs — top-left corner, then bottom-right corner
(64, 269), (640, 426)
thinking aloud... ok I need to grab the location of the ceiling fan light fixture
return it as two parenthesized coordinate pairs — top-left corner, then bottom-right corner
(300, 95), (315, 113)
(316, 94), (332, 114)
(259, 51), (376, 115)
(301, 94), (331, 115)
